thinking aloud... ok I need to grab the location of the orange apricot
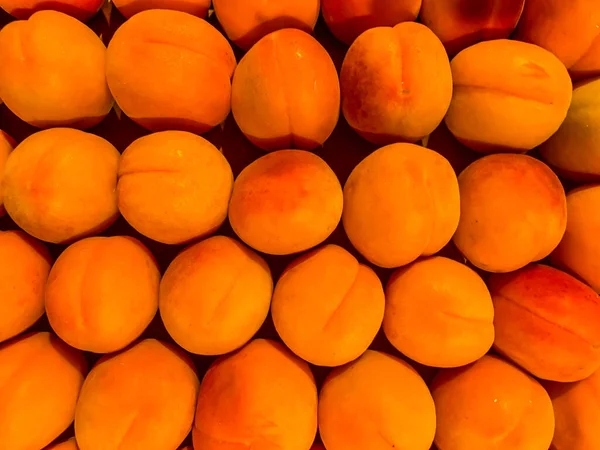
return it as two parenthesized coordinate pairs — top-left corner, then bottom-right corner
(75, 339), (199, 450)
(384, 256), (494, 368)
(0, 0), (103, 21)
(445, 39), (572, 153)
(46, 236), (160, 354)
(423, 122), (478, 175)
(117, 131), (233, 245)
(44, 437), (78, 450)
(489, 264), (600, 382)
(193, 339), (318, 450)
(271, 244), (385, 366)
(2, 128), (120, 244)
(160, 235), (272, 355)
(231, 28), (340, 152)
(213, 0), (319, 50)
(343, 143), (460, 268)
(0, 130), (15, 216)
(319, 350), (436, 450)
(551, 185), (600, 293)
(321, 0), (421, 45)
(0, 230), (52, 343)
(453, 154), (567, 273)
(106, 9), (236, 134)
(431, 355), (555, 450)
(113, 0), (211, 18)
(0, 11), (112, 129)
(340, 22), (452, 145)
(228, 150), (343, 255)
(0, 332), (88, 450)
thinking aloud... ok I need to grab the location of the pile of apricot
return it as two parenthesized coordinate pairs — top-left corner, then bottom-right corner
(0, 0), (599, 449)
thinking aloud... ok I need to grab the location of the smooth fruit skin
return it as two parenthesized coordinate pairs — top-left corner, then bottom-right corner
(0, 0), (104, 22)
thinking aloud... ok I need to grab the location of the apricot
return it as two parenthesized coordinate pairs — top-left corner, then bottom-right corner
(539, 77), (600, 181)
(0, 11), (112, 129)
(231, 28), (340, 152)
(343, 143), (459, 268)
(384, 256), (494, 368)
(271, 244), (384, 367)
(193, 339), (318, 450)
(453, 154), (567, 273)
(44, 437), (78, 450)
(117, 131), (233, 245)
(420, 0), (525, 56)
(75, 339), (199, 450)
(0, 332), (88, 450)
(514, 0), (600, 81)
(228, 150), (343, 255)
(2, 128), (120, 244)
(160, 235), (272, 355)
(0, 231), (52, 343)
(489, 264), (600, 382)
(431, 355), (555, 450)
(114, 0), (211, 18)
(0, 0), (103, 21)
(545, 368), (600, 450)
(319, 350), (436, 450)
(551, 185), (600, 293)
(46, 236), (160, 354)
(445, 39), (572, 153)
(0, 130), (15, 216)
(213, 0), (319, 50)
(321, 0), (421, 46)
(423, 122), (478, 175)
(340, 22), (452, 145)
(106, 9), (236, 134)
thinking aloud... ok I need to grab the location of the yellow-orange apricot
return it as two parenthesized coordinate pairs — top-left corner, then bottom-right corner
(0, 130), (15, 216)
(545, 369), (600, 450)
(321, 0), (421, 45)
(231, 28), (340, 152)
(423, 122), (478, 175)
(540, 77), (600, 182)
(44, 437), (78, 450)
(0, 0), (103, 21)
(0, 332), (88, 450)
(0, 11), (112, 129)
(0, 230), (51, 343)
(343, 143), (460, 268)
(271, 244), (384, 366)
(213, 0), (319, 50)
(431, 355), (555, 450)
(551, 185), (600, 293)
(489, 264), (600, 382)
(445, 39), (572, 153)
(514, 0), (600, 81)
(193, 339), (318, 450)
(46, 236), (160, 353)
(228, 150), (343, 255)
(2, 128), (120, 244)
(384, 256), (494, 368)
(453, 154), (567, 273)
(75, 339), (199, 450)
(319, 350), (436, 450)
(160, 235), (272, 355)
(106, 9), (236, 134)
(117, 131), (233, 245)
(340, 22), (452, 145)
(114, 0), (211, 18)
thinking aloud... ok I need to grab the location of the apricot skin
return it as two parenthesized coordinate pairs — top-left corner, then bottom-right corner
(341, 22), (452, 145)
(0, 332), (88, 450)
(0, 11), (113, 129)
(231, 29), (340, 152)
(343, 143), (460, 269)
(160, 235), (273, 356)
(2, 128), (120, 244)
(113, 0), (211, 18)
(75, 339), (199, 450)
(453, 154), (567, 273)
(0, 130), (15, 216)
(0, 0), (103, 21)
(431, 355), (555, 450)
(193, 339), (318, 450)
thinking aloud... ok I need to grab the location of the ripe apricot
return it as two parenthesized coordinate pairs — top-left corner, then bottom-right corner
(193, 339), (318, 450)
(343, 143), (460, 268)
(231, 28), (340, 152)
(117, 131), (233, 245)
(114, 0), (211, 18)
(0, 0), (103, 21)
(0, 130), (15, 217)
(423, 122), (477, 175)
(453, 154), (567, 273)
(2, 128), (120, 244)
